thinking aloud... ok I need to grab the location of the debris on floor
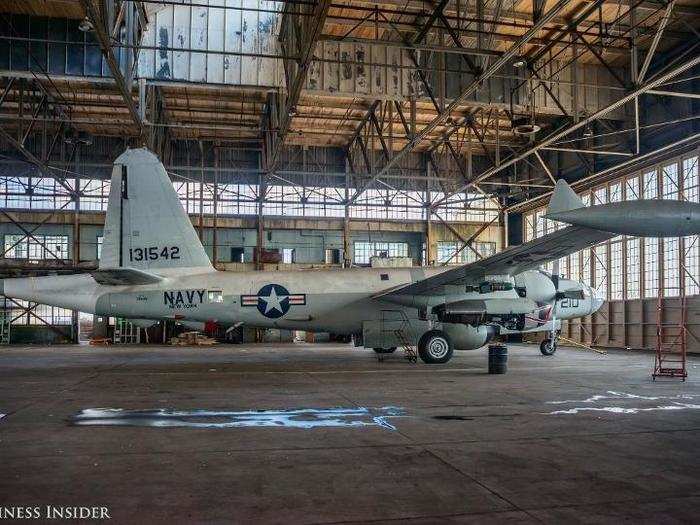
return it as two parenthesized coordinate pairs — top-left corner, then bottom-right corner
(88, 338), (112, 346)
(170, 331), (217, 346)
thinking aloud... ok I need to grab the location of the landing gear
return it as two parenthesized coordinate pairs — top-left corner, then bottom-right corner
(418, 330), (453, 364)
(373, 347), (396, 354)
(540, 338), (557, 356)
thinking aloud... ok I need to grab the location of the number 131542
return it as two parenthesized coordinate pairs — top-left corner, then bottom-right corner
(129, 246), (180, 261)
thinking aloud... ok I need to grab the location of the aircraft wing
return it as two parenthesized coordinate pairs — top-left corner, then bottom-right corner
(91, 268), (164, 286)
(381, 225), (614, 296)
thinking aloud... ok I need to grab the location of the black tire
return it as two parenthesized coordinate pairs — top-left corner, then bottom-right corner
(540, 338), (557, 356)
(373, 347), (396, 354)
(418, 330), (453, 364)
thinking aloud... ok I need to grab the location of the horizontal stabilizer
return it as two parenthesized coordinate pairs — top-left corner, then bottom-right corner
(546, 179), (584, 216)
(91, 268), (164, 286)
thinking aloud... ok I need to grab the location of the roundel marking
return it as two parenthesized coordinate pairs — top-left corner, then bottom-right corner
(256, 283), (291, 319)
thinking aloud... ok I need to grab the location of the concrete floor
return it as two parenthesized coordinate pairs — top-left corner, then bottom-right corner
(1, 342), (699, 524)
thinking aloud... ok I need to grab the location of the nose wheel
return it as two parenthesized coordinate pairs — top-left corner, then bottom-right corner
(540, 337), (558, 356)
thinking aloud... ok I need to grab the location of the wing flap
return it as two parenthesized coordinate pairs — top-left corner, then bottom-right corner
(91, 268), (164, 286)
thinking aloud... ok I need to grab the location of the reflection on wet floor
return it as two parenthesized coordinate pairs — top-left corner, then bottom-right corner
(69, 406), (406, 430)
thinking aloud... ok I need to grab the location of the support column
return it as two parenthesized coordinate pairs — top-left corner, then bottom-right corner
(343, 157), (351, 267)
(212, 146), (219, 267)
(256, 171), (265, 271)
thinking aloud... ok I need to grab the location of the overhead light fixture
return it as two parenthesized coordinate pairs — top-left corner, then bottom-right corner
(582, 123), (593, 137)
(78, 17), (94, 33)
(511, 116), (541, 136)
(513, 57), (527, 68)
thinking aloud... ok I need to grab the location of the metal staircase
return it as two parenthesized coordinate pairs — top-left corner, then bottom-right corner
(652, 284), (687, 381)
(380, 310), (417, 363)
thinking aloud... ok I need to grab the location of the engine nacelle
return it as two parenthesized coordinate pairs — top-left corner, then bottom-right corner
(441, 322), (496, 350)
(513, 270), (556, 303)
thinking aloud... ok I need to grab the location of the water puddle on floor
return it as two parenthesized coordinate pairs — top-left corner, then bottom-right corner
(545, 391), (700, 416)
(68, 406), (406, 430)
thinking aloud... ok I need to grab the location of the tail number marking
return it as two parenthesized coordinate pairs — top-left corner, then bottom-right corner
(130, 246), (180, 262)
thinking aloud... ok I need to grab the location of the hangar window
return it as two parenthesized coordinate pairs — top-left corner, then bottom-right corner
(609, 182), (622, 203)
(80, 179), (110, 211)
(662, 162), (680, 200)
(8, 299), (71, 326)
(625, 176), (640, 200)
(353, 242), (407, 265)
(437, 242), (495, 265)
(581, 250), (592, 287)
(642, 170), (658, 199)
(4, 234), (69, 260)
(682, 156), (698, 202)
(643, 239), (659, 298)
(593, 186), (607, 205)
(685, 236), (699, 296)
(663, 238), (680, 297)
(593, 245), (608, 299)
(626, 239), (640, 299)
(609, 241), (623, 300)
(568, 252), (580, 281)
(0, 176), (75, 210)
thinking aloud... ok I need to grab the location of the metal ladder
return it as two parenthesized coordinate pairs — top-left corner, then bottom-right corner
(380, 310), (417, 363)
(652, 284), (687, 381)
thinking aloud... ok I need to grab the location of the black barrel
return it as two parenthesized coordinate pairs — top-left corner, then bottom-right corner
(488, 344), (508, 374)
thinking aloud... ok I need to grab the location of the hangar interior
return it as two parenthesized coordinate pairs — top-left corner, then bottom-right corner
(0, 0), (698, 353)
(2, 2), (700, 523)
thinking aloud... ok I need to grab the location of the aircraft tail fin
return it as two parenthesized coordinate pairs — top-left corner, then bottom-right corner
(100, 148), (212, 271)
(546, 179), (584, 216)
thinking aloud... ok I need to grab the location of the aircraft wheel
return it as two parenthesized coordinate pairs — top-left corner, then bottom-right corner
(373, 347), (396, 354)
(418, 330), (453, 364)
(540, 338), (557, 356)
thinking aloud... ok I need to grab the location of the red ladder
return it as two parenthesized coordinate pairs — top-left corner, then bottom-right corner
(652, 285), (687, 381)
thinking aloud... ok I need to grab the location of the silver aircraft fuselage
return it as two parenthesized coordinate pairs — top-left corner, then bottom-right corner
(2, 266), (601, 337)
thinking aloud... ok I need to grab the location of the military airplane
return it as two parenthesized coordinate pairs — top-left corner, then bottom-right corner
(2, 149), (698, 363)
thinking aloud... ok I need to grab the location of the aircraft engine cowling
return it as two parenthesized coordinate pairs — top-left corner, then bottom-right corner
(513, 270), (556, 303)
(441, 323), (496, 351)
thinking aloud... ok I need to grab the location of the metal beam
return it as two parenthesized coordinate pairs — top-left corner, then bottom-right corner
(432, 54), (700, 207)
(347, 0), (571, 204)
(638, 0), (676, 83)
(0, 127), (75, 195)
(533, 151), (557, 185)
(414, 0), (450, 44)
(79, 0), (143, 133)
(646, 90), (700, 100)
(541, 146), (634, 157)
(266, 0), (332, 171)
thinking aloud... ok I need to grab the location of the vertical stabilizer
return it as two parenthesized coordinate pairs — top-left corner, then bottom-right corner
(100, 148), (212, 271)
(546, 179), (585, 216)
